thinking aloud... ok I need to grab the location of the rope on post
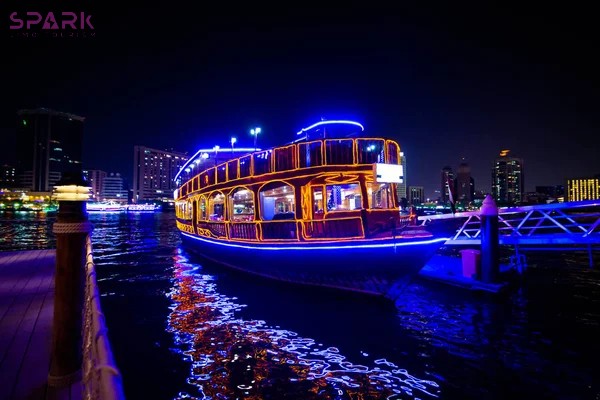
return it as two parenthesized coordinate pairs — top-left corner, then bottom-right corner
(53, 221), (94, 234)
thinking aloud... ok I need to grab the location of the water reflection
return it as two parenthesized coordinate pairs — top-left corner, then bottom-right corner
(0, 211), (55, 250)
(2, 212), (598, 399)
(167, 252), (441, 399)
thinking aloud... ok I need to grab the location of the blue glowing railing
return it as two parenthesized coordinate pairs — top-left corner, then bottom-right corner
(418, 200), (600, 245)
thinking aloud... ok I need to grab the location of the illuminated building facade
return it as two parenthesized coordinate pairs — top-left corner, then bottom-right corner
(133, 146), (188, 202)
(567, 177), (600, 202)
(16, 108), (84, 192)
(83, 169), (107, 201)
(440, 166), (454, 203)
(103, 173), (128, 202)
(408, 186), (424, 205)
(456, 161), (474, 204)
(0, 165), (17, 189)
(395, 152), (407, 202)
(492, 150), (524, 205)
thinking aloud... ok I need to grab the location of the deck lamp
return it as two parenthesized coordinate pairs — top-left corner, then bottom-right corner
(231, 137), (237, 153)
(250, 127), (261, 151)
(213, 145), (220, 166)
(53, 173), (92, 202)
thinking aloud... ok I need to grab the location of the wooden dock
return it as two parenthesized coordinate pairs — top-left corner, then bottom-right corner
(0, 250), (81, 400)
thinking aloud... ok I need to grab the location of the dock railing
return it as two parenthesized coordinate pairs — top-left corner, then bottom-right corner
(82, 235), (126, 400)
(418, 200), (600, 244)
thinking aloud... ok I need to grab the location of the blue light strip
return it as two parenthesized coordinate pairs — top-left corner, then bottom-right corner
(174, 147), (261, 182)
(181, 232), (449, 251)
(296, 120), (365, 136)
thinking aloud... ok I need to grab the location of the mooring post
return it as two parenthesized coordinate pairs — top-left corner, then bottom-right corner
(48, 173), (93, 387)
(480, 194), (499, 283)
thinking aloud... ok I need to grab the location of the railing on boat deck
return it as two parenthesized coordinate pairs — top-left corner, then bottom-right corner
(83, 235), (125, 400)
(183, 216), (368, 241)
(261, 220), (298, 240)
(197, 221), (227, 238)
(303, 217), (364, 239)
(229, 221), (259, 240)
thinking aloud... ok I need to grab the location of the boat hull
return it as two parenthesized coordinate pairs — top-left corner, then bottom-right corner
(180, 232), (447, 300)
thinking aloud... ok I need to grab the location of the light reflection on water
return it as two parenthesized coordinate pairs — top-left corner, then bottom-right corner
(0, 211), (56, 250)
(167, 253), (440, 399)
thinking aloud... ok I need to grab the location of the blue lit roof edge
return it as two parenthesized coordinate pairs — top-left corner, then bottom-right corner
(296, 120), (365, 135)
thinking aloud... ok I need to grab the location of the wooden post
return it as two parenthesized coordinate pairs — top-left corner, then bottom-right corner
(480, 194), (499, 283)
(48, 173), (92, 387)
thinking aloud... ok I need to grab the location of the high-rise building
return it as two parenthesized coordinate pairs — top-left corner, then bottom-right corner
(567, 177), (600, 202)
(492, 150), (524, 205)
(83, 169), (107, 201)
(15, 108), (84, 192)
(408, 186), (424, 205)
(440, 166), (454, 203)
(0, 165), (17, 189)
(456, 161), (474, 204)
(103, 173), (128, 202)
(133, 146), (188, 202)
(395, 151), (407, 201)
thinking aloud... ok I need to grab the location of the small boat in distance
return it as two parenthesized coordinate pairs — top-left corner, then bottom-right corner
(86, 201), (123, 212)
(173, 120), (449, 300)
(126, 203), (161, 212)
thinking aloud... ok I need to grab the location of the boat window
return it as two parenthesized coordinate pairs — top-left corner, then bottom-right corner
(200, 169), (215, 187)
(326, 183), (362, 211)
(217, 164), (227, 183)
(227, 159), (239, 181)
(387, 141), (400, 164)
(229, 188), (254, 222)
(259, 182), (295, 221)
(199, 196), (207, 220)
(274, 145), (296, 172)
(192, 177), (199, 191)
(325, 139), (354, 165)
(208, 192), (225, 221)
(312, 186), (324, 217)
(367, 182), (393, 209)
(180, 200), (192, 220)
(239, 155), (251, 178)
(253, 150), (272, 176)
(298, 141), (323, 168)
(357, 139), (385, 164)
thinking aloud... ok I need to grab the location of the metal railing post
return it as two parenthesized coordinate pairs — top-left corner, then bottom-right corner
(480, 194), (499, 283)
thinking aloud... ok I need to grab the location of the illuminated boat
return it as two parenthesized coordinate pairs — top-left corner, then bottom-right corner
(126, 203), (160, 212)
(173, 120), (448, 300)
(86, 201), (124, 212)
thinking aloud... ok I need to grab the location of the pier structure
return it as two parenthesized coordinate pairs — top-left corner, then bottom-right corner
(419, 199), (600, 270)
(0, 175), (124, 399)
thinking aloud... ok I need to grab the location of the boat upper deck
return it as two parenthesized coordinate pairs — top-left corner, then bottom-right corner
(176, 137), (402, 199)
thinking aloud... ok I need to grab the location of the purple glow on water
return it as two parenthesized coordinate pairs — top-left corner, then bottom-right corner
(167, 252), (441, 399)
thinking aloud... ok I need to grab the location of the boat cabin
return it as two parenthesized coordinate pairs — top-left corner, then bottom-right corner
(175, 137), (408, 242)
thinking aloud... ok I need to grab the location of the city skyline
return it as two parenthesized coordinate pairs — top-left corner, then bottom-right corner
(2, 3), (598, 199)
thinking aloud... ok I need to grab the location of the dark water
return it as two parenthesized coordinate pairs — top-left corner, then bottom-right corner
(1, 211), (599, 399)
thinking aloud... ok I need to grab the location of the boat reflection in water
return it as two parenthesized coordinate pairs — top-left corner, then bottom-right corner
(167, 253), (441, 399)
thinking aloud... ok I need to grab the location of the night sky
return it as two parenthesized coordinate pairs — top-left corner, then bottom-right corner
(2, 2), (598, 198)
